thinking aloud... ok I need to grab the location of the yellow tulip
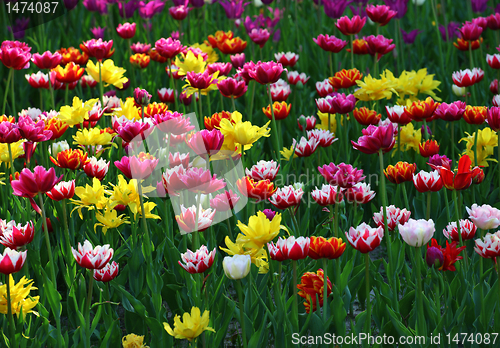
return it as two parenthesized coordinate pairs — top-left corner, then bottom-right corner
(163, 307), (215, 342)
(460, 128), (498, 167)
(0, 140), (24, 166)
(87, 59), (128, 88)
(73, 128), (115, 147)
(122, 333), (149, 348)
(95, 206), (130, 235)
(0, 275), (39, 319)
(217, 111), (270, 153)
(59, 97), (99, 127)
(70, 178), (108, 219)
(236, 211), (284, 249)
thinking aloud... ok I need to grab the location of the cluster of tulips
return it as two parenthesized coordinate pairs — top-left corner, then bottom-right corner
(2, 0), (500, 347)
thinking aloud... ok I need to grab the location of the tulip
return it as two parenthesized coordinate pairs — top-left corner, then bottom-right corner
(434, 101), (466, 121)
(268, 239), (288, 261)
(399, 218), (435, 247)
(412, 170), (443, 192)
(72, 240), (114, 269)
(316, 79), (334, 97)
(209, 190), (240, 211)
(475, 231), (500, 258)
(223, 254), (251, 279)
(269, 185), (304, 210)
(308, 236), (346, 259)
(443, 220), (477, 241)
(292, 136), (319, 157)
(452, 68), (484, 87)
(237, 178), (276, 203)
(153, 111), (195, 135)
(50, 149), (89, 171)
(186, 129), (224, 158)
(83, 157), (109, 181)
(345, 223), (384, 253)
(331, 93), (356, 114)
(129, 152), (159, 180)
(116, 22), (136, 39)
(270, 79), (291, 102)
(353, 107), (381, 125)
(180, 167), (226, 194)
(471, 166), (485, 184)
(365, 35), (396, 59)
(313, 34), (347, 52)
(315, 95), (336, 114)
(18, 115), (52, 142)
(175, 205), (216, 233)
(0, 41), (31, 70)
(163, 307), (215, 342)
(154, 37), (182, 59)
(311, 184), (343, 206)
(428, 154), (452, 169)
(262, 101), (291, 120)
(401, 29), (422, 44)
(384, 161), (416, 184)
(32, 51), (62, 70)
(459, 22), (483, 41)
(494, 95), (500, 107)
(275, 52), (299, 67)
(262, 209), (276, 221)
(487, 54), (500, 69)
(0, 248), (27, 274)
(46, 180), (76, 201)
(466, 204), (500, 230)
(418, 140), (440, 157)
(133, 88), (152, 107)
(352, 123), (396, 154)
(80, 39), (114, 61)
(217, 78), (247, 99)
(230, 53), (245, 69)
(373, 205), (411, 231)
(307, 129), (337, 147)
(0, 121), (21, 144)
(280, 236), (310, 260)
(490, 80), (499, 95)
(298, 115), (317, 131)
(426, 245), (444, 269)
(93, 261), (119, 282)
(429, 154), (473, 191)
(178, 246), (216, 274)
(11, 166), (62, 198)
(248, 28), (270, 48)
(245, 160), (279, 181)
(297, 269), (332, 314)
(386, 105), (412, 125)
(0, 221), (34, 249)
(318, 162), (365, 188)
(335, 15), (366, 35)
(366, 4), (397, 26)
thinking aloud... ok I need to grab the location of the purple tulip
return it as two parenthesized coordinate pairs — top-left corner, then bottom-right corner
(382, 0), (408, 19)
(322, 0), (352, 19)
(219, 0), (249, 20)
(91, 26), (106, 39)
(471, 0), (488, 13)
(401, 29), (421, 44)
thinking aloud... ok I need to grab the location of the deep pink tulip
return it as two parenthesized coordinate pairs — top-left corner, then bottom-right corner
(210, 190), (240, 211)
(0, 248), (27, 274)
(487, 106), (500, 131)
(180, 167), (226, 194)
(186, 70), (218, 90)
(217, 77), (248, 99)
(487, 13), (500, 30)
(154, 37), (183, 59)
(248, 61), (284, 85)
(93, 261), (119, 282)
(331, 93), (356, 114)
(313, 34), (347, 52)
(81, 38), (114, 60)
(351, 123), (396, 154)
(248, 28), (271, 48)
(365, 35), (395, 59)
(169, 2), (190, 20)
(129, 152), (158, 180)
(153, 111), (195, 134)
(12, 166), (62, 198)
(230, 53), (245, 69)
(115, 120), (152, 144)
(366, 4), (397, 26)
(131, 42), (151, 54)
(335, 15), (366, 36)
(0, 121), (21, 143)
(186, 129), (224, 158)
(133, 87), (152, 106)
(318, 162), (365, 188)
(459, 22), (483, 41)
(207, 62), (232, 76)
(114, 156), (133, 179)
(0, 41), (31, 70)
(434, 101), (466, 122)
(116, 22), (137, 39)
(32, 51), (62, 70)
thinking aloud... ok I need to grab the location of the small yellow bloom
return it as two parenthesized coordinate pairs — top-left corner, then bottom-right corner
(0, 275), (39, 319)
(73, 128), (115, 147)
(354, 71), (398, 101)
(236, 211), (284, 249)
(59, 97), (99, 127)
(398, 123), (422, 153)
(220, 235), (269, 269)
(217, 111), (270, 153)
(71, 178), (108, 219)
(95, 206), (130, 235)
(122, 333), (149, 348)
(87, 59), (128, 88)
(0, 140), (25, 166)
(107, 176), (154, 215)
(113, 98), (141, 121)
(137, 202), (161, 220)
(280, 145), (298, 161)
(163, 307), (215, 342)
(175, 50), (206, 76)
(315, 111), (339, 133)
(460, 128), (498, 167)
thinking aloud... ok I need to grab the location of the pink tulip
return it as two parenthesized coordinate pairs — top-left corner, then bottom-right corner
(245, 160), (280, 181)
(116, 22), (137, 39)
(248, 61), (284, 85)
(154, 37), (183, 59)
(186, 129), (224, 158)
(373, 205), (411, 231)
(0, 221), (34, 249)
(210, 190), (240, 211)
(72, 240), (114, 270)
(399, 218), (435, 247)
(12, 166), (63, 198)
(32, 51), (62, 70)
(318, 163), (365, 188)
(175, 205), (216, 233)
(180, 167), (226, 194)
(153, 111), (194, 135)
(178, 246), (216, 273)
(466, 204), (500, 230)
(0, 121), (21, 143)
(345, 223), (384, 253)
(352, 123), (396, 154)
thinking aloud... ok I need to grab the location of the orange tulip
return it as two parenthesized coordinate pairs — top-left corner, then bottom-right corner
(308, 236), (346, 259)
(328, 68), (363, 89)
(58, 47), (89, 65)
(130, 53), (150, 69)
(50, 149), (89, 170)
(236, 176), (277, 202)
(297, 269), (332, 314)
(52, 62), (85, 83)
(419, 140), (440, 157)
(262, 101), (291, 120)
(138, 102), (169, 118)
(45, 118), (69, 140)
(204, 111), (234, 131)
(352, 107), (381, 125)
(384, 161), (416, 184)
(463, 105), (487, 124)
(405, 97), (439, 121)
(453, 38), (483, 51)
(346, 39), (369, 55)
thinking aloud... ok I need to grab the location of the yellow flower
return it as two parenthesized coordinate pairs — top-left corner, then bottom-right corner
(138, 202), (161, 220)
(398, 123), (422, 153)
(71, 178), (108, 219)
(280, 146), (298, 161)
(183, 71), (224, 97)
(0, 275), (39, 319)
(113, 98), (141, 121)
(122, 333), (149, 348)
(87, 59), (128, 88)
(73, 128), (115, 147)
(217, 111), (270, 153)
(190, 43), (219, 64)
(107, 176), (154, 214)
(236, 211), (284, 249)
(460, 128), (498, 167)
(59, 97), (99, 126)
(220, 235), (269, 270)
(354, 71), (398, 101)
(174, 50), (206, 76)
(315, 111), (339, 133)
(164, 307), (215, 342)
(0, 172), (4, 185)
(0, 140), (24, 166)
(95, 206), (130, 235)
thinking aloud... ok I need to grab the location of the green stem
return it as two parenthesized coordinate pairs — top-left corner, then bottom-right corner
(473, 127), (479, 167)
(235, 280), (248, 348)
(415, 247), (425, 335)
(397, 124), (401, 162)
(334, 200), (339, 239)
(267, 84), (281, 166)
(498, 133), (500, 190)
(85, 271), (94, 348)
(38, 194), (63, 348)
(7, 143), (15, 178)
(426, 191), (431, 220)
(62, 200), (72, 262)
(231, 96), (236, 112)
(9, 69), (16, 120)
(193, 192), (202, 251)
(138, 181), (153, 265)
(452, 190), (467, 268)
(451, 121), (455, 168)
(350, 36), (354, 70)
(6, 274), (17, 348)
(248, 81), (255, 123)
(322, 259), (328, 323)
(402, 183), (410, 210)
(2, 68), (13, 115)
(329, 52), (333, 78)
(198, 89), (203, 126)
(364, 253), (371, 337)
(292, 260), (298, 330)
(431, 0), (446, 89)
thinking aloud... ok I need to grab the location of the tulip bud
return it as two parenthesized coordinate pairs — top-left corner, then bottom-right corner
(262, 209), (276, 221)
(298, 115), (307, 130)
(420, 124), (432, 137)
(452, 84), (466, 97)
(223, 254), (251, 280)
(134, 87), (152, 106)
(426, 246), (444, 268)
(50, 140), (70, 157)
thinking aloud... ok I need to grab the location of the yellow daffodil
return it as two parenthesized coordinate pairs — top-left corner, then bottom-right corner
(354, 71), (398, 101)
(315, 111), (340, 133)
(175, 50), (206, 76)
(164, 307), (215, 342)
(122, 333), (149, 348)
(394, 69), (442, 102)
(236, 211), (284, 249)
(398, 123), (422, 153)
(191, 42), (219, 64)
(71, 178), (108, 219)
(87, 59), (128, 88)
(0, 275), (39, 318)
(460, 128), (498, 167)
(280, 145), (298, 161)
(59, 97), (99, 126)
(217, 111), (270, 153)
(95, 206), (130, 235)
(0, 140), (24, 166)
(113, 98), (141, 121)
(73, 128), (115, 147)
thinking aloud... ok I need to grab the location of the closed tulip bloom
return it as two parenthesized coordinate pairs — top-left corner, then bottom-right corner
(313, 34), (347, 52)
(230, 53), (245, 69)
(331, 93), (356, 114)
(287, 71), (309, 85)
(384, 161), (416, 184)
(413, 170), (443, 192)
(269, 185), (304, 209)
(316, 96), (336, 114)
(275, 52), (299, 67)
(487, 106), (500, 131)
(25, 72), (51, 89)
(169, 3), (190, 20)
(471, 166), (485, 184)
(186, 129), (224, 158)
(129, 152), (159, 180)
(32, 51), (62, 70)
(329, 68), (363, 90)
(352, 123), (396, 154)
(419, 139), (440, 157)
(245, 160), (280, 181)
(434, 101), (466, 121)
(475, 231), (500, 258)
(399, 218), (435, 247)
(318, 162), (365, 188)
(298, 115), (317, 131)
(175, 205), (216, 233)
(223, 254), (251, 279)
(263, 101), (291, 120)
(311, 184), (343, 206)
(180, 167), (226, 194)
(0, 248), (27, 274)
(248, 61), (284, 85)
(307, 129), (337, 147)
(72, 240), (114, 270)
(270, 79), (291, 102)
(248, 28), (271, 48)
(292, 136), (319, 157)
(463, 105), (487, 124)
(429, 154), (473, 190)
(427, 238), (466, 271)
(405, 97), (438, 121)
(365, 35), (395, 58)
(281, 236), (310, 260)
(443, 219), (477, 241)
(346, 223), (384, 253)
(210, 190), (240, 211)
(308, 236), (346, 259)
(84, 157), (109, 181)
(93, 261), (119, 282)
(80, 39), (114, 60)
(236, 177), (277, 202)
(0, 221), (35, 249)
(0, 121), (21, 143)
(466, 204), (500, 230)
(154, 37), (183, 59)
(426, 245), (444, 268)
(491, 80), (499, 94)
(46, 180), (76, 201)
(133, 88), (152, 106)
(217, 77), (247, 98)
(386, 105), (412, 125)
(459, 22), (483, 41)
(268, 239), (288, 261)
(12, 166), (63, 198)
(114, 156), (133, 179)
(487, 13), (500, 30)
(207, 62), (232, 76)
(116, 22), (136, 39)
(345, 182), (376, 204)
(487, 54), (500, 69)
(157, 87), (177, 103)
(373, 205), (411, 231)
(452, 68), (484, 87)
(0, 41), (31, 70)
(316, 79), (334, 97)
(353, 107), (381, 125)
(50, 149), (89, 170)
(366, 4), (397, 26)
(336, 15), (366, 35)
(178, 246), (216, 274)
